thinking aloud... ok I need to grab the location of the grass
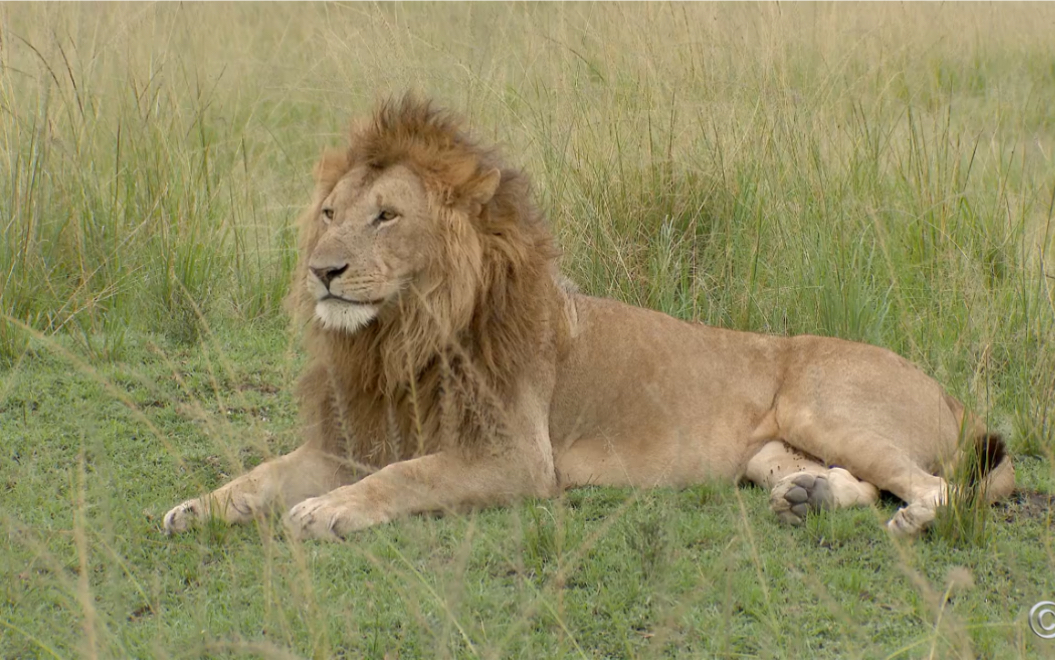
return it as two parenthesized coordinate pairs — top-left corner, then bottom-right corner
(2, 2), (1055, 658)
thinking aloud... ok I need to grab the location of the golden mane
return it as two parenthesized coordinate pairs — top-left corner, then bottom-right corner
(291, 96), (561, 467)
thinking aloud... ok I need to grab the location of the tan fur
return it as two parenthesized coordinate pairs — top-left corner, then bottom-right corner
(163, 96), (1014, 540)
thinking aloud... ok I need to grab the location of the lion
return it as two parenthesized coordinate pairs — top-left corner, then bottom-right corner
(163, 96), (1014, 540)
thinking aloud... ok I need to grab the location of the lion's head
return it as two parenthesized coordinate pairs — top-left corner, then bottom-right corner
(291, 97), (559, 404)
(306, 162), (487, 335)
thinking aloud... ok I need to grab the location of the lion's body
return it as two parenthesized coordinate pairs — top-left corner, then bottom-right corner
(552, 293), (782, 487)
(164, 97), (1014, 540)
(552, 293), (964, 487)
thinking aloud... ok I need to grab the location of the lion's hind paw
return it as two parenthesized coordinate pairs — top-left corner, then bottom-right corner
(770, 472), (834, 525)
(885, 500), (938, 537)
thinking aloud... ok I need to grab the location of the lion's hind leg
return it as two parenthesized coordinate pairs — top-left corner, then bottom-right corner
(745, 441), (879, 526)
(779, 423), (950, 536)
(885, 434), (1015, 536)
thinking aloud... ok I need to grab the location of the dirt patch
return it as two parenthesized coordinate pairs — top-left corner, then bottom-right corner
(996, 490), (1054, 524)
(236, 380), (280, 394)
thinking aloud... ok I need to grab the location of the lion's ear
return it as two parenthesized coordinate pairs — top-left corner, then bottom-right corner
(467, 167), (501, 206)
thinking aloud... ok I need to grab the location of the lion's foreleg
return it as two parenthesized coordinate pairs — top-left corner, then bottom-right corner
(286, 449), (558, 540)
(163, 444), (352, 534)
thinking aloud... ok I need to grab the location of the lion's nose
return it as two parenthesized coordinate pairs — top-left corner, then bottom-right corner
(310, 264), (349, 288)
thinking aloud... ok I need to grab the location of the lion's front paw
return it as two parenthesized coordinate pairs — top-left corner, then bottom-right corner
(770, 472), (834, 525)
(163, 499), (205, 535)
(286, 494), (379, 541)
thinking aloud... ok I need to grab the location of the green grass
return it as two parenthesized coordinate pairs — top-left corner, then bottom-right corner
(3, 324), (1054, 658)
(2, 3), (1055, 658)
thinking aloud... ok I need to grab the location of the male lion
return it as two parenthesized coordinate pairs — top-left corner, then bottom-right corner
(164, 97), (1014, 540)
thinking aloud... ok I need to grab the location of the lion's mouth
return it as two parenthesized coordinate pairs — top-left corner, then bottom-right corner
(320, 294), (388, 306)
(314, 296), (381, 334)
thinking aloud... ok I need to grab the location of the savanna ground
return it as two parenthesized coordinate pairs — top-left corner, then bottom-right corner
(2, 3), (1055, 658)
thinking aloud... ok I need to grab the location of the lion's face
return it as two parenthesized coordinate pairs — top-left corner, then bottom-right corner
(307, 164), (442, 334)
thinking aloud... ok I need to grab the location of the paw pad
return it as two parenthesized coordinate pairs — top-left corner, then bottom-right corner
(772, 473), (834, 525)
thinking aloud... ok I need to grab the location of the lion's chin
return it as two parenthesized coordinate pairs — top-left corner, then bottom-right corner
(314, 299), (378, 334)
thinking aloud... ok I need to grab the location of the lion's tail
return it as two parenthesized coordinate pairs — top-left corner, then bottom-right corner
(943, 391), (1015, 503)
(967, 432), (1015, 504)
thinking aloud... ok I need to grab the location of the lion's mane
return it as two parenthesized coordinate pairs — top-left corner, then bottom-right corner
(289, 96), (561, 468)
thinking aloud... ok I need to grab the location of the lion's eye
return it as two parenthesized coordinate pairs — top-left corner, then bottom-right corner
(321, 208), (335, 223)
(374, 209), (399, 225)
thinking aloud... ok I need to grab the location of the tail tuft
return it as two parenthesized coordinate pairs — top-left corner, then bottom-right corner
(969, 432), (1007, 485)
